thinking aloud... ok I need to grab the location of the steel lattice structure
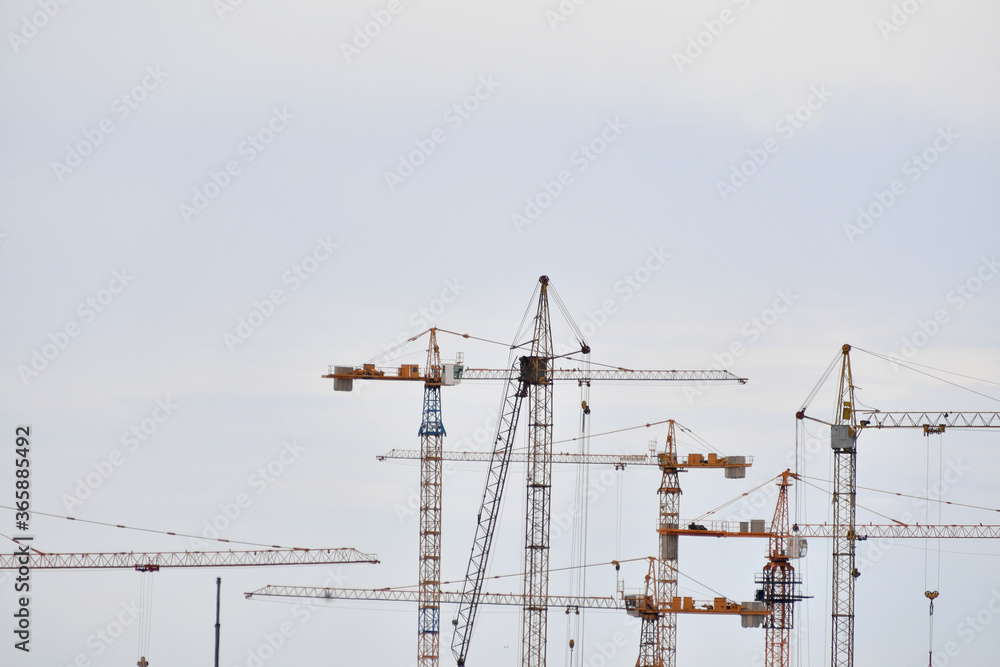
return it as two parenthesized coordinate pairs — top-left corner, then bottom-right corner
(796, 344), (1000, 667)
(0, 548), (378, 570)
(246, 585), (772, 618)
(417, 332), (446, 667)
(522, 276), (555, 667)
(452, 360), (526, 666)
(652, 426), (680, 667)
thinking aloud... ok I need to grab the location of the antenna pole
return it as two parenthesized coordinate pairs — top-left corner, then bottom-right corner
(215, 577), (222, 667)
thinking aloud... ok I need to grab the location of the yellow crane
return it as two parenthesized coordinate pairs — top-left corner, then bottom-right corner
(673, 467), (1000, 667)
(324, 276), (747, 667)
(379, 418), (753, 667)
(796, 344), (1000, 667)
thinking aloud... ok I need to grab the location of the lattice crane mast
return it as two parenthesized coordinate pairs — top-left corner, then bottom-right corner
(753, 470), (808, 667)
(664, 469), (1000, 667)
(447, 277), (747, 667)
(327, 277), (746, 667)
(642, 420), (750, 667)
(796, 344), (1000, 667)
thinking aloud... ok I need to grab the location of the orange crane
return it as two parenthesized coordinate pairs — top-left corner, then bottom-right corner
(754, 470), (807, 667)
(326, 276), (747, 667)
(668, 469), (1000, 667)
(796, 344), (1000, 667)
(380, 419), (754, 667)
(640, 420), (750, 667)
(245, 579), (770, 620)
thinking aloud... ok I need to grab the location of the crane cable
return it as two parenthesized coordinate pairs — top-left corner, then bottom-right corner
(137, 569), (154, 666)
(691, 473), (783, 522)
(852, 347), (1000, 404)
(798, 348), (843, 414)
(0, 505), (335, 551)
(924, 432), (944, 667)
(565, 354), (592, 667)
(793, 476), (1000, 515)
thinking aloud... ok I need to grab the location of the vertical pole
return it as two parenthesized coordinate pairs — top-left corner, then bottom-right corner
(215, 577), (221, 667)
(523, 276), (553, 667)
(655, 421), (679, 667)
(831, 346), (856, 667)
(418, 329), (445, 667)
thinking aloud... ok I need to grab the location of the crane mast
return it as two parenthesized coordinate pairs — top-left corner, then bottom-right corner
(325, 278), (748, 667)
(796, 343), (1000, 667)
(651, 423), (680, 667)
(831, 345), (857, 667)
(418, 328), (447, 667)
(756, 470), (806, 667)
(523, 275), (554, 667)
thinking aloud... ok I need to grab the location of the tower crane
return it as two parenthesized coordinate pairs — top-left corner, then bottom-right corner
(668, 469), (1000, 667)
(246, 580), (770, 619)
(0, 542), (377, 666)
(796, 344), (1000, 667)
(640, 419), (750, 667)
(449, 277), (747, 667)
(754, 470), (808, 667)
(382, 421), (753, 667)
(326, 276), (747, 667)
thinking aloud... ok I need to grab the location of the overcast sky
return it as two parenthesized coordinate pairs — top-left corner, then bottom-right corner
(2, 1), (999, 666)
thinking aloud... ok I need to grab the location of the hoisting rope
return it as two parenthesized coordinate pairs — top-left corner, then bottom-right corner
(137, 569), (154, 666)
(923, 432), (944, 666)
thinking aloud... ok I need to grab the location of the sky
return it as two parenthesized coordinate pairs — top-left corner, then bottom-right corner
(1, 1), (999, 666)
